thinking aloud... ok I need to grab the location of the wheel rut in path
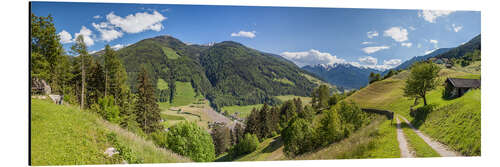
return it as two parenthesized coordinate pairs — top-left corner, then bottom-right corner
(398, 115), (460, 157)
(396, 117), (414, 158)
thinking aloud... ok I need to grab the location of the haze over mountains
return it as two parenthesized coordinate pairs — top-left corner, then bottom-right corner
(302, 63), (381, 89)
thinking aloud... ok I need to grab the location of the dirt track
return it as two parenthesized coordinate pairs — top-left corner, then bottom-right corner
(399, 115), (460, 157)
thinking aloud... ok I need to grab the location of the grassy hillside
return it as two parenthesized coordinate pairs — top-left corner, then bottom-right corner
(159, 81), (203, 110)
(221, 104), (264, 118)
(221, 95), (312, 119)
(234, 136), (286, 161)
(296, 116), (399, 159)
(418, 89), (481, 156)
(31, 98), (190, 165)
(275, 95), (312, 105)
(344, 62), (481, 156)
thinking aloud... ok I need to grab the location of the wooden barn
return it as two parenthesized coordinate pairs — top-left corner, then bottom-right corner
(445, 78), (481, 97)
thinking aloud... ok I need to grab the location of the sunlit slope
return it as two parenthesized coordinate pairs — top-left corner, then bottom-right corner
(31, 99), (191, 165)
(344, 64), (481, 156)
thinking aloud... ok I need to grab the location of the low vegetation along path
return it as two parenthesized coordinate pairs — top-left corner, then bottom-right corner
(398, 115), (460, 157)
(396, 117), (414, 158)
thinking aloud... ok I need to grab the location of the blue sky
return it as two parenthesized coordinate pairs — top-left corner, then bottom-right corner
(31, 2), (480, 70)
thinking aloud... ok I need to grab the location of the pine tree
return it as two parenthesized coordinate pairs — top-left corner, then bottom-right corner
(31, 14), (64, 87)
(71, 35), (88, 109)
(134, 66), (162, 133)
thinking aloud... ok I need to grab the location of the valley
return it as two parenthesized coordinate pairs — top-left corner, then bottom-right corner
(30, 9), (481, 165)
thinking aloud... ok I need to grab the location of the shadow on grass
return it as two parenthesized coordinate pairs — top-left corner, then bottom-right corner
(262, 136), (283, 153)
(409, 105), (436, 129)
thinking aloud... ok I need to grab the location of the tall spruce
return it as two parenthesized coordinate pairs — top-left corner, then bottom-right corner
(71, 35), (88, 109)
(135, 66), (162, 133)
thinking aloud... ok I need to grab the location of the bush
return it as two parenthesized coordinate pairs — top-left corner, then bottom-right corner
(211, 125), (231, 155)
(166, 121), (216, 162)
(337, 101), (366, 134)
(150, 131), (168, 148)
(317, 109), (344, 146)
(282, 118), (316, 156)
(229, 133), (259, 157)
(92, 96), (121, 123)
(106, 133), (143, 164)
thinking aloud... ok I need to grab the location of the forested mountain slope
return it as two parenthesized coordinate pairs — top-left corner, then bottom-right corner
(94, 35), (319, 110)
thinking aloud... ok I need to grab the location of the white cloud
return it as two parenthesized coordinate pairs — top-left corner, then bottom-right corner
(408, 26), (416, 31)
(89, 50), (99, 54)
(231, 30), (256, 38)
(383, 59), (402, 67)
(418, 10), (454, 23)
(358, 56), (377, 65)
(111, 44), (125, 50)
(280, 49), (346, 67)
(417, 43), (422, 48)
(367, 31), (379, 38)
(92, 22), (124, 42)
(74, 26), (94, 46)
(361, 41), (375, 45)
(58, 30), (73, 44)
(401, 42), (413, 47)
(353, 58), (402, 70)
(429, 39), (438, 48)
(106, 10), (166, 34)
(425, 48), (438, 55)
(93, 15), (101, 19)
(384, 27), (408, 42)
(452, 24), (463, 32)
(362, 46), (390, 54)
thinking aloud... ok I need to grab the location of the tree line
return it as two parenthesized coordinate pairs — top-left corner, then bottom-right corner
(207, 84), (374, 159)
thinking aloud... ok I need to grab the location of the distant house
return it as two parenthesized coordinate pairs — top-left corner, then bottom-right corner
(445, 78), (481, 97)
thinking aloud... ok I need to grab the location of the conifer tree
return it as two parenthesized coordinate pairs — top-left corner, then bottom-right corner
(135, 66), (162, 133)
(71, 35), (88, 109)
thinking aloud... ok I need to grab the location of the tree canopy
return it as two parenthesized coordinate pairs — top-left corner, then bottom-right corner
(403, 61), (441, 105)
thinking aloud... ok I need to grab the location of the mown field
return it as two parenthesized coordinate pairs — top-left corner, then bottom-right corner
(221, 95), (312, 119)
(30, 98), (190, 165)
(158, 81), (203, 110)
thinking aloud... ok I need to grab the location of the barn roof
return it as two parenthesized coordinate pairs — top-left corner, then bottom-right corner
(446, 78), (481, 88)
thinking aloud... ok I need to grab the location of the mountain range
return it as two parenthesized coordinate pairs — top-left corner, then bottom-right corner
(301, 34), (481, 89)
(302, 63), (381, 89)
(93, 35), (319, 110)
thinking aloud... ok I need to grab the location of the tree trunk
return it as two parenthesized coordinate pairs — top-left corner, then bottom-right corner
(81, 55), (85, 110)
(104, 69), (107, 97)
(423, 95), (427, 106)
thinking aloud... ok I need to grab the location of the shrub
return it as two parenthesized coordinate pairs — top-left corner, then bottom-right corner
(211, 125), (231, 155)
(92, 96), (121, 123)
(282, 118), (316, 156)
(166, 121), (216, 162)
(317, 109), (344, 146)
(106, 133), (143, 164)
(337, 101), (366, 134)
(229, 133), (259, 157)
(150, 131), (168, 148)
